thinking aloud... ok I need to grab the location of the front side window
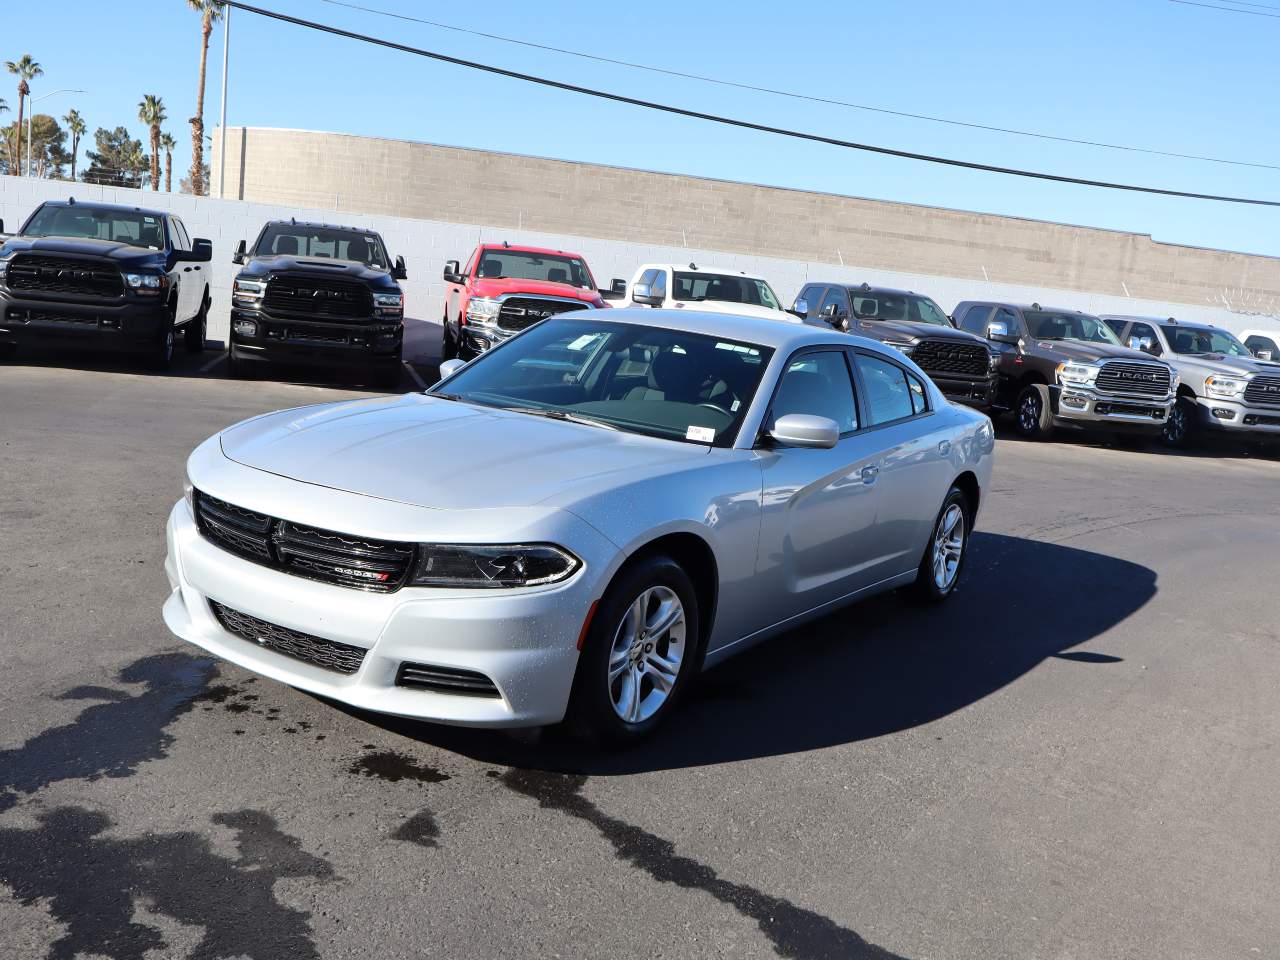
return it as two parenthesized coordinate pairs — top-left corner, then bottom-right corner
(797, 285), (826, 318)
(857, 353), (920, 425)
(672, 272), (781, 310)
(853, 291), (951, 326)
(256, 224), (389, 269)
(958, 305), (993, 336)
(474, 250), (595, 289)
(1023, 310), (1121, 346)
(770, 351), (858, 434)
(1127, 322), (1162, 355)
(433, 318), (773, 447)
(22, 204), (166, 250)
(1162, 325), (1250, 357)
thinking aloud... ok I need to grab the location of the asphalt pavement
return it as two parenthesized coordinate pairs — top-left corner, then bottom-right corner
(2, 340), (1278, 960)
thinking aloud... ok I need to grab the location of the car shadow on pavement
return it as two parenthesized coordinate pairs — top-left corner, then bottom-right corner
(355, 532), (1156, 774)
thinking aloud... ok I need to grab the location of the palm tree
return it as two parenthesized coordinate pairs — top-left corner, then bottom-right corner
(138, 94), (167, 191)
(186, 0), (223, 197)
(160, 132), (176, 191)
(63, 108), (85, 180)
(5, 55), (43, 176)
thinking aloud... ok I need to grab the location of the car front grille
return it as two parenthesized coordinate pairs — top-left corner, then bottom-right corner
(396, 662), (501, 697)
(6, 255), (124, 297)
(1094, 361), (1171, 397)
(912, 339), (990, 377)
(1243, 376), (1280, 406)
(209, 600), (367, 675)
(497, 297), (587, 333)
(263, 274), (373, 320)
(194, 490), (416, 592)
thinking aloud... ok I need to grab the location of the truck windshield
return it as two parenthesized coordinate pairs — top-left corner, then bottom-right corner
(474, 251), (595, 289)
(1024, 310), (1120, 345)
(431, 317), (772, 447)
(1161, 325), (1251, 357)
(852, 292), (950, 326)
(672, 273), (781, 310)
(255, 225), (389, 269)
(22, 205), (166, 250)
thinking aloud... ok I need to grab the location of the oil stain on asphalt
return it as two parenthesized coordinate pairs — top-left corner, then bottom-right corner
(500, 769), (909, 960)
(0, 805), (335, 960)
(350, 748), (452, 785)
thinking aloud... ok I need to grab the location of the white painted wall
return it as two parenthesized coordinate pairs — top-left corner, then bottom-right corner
(4, 174), (1275, 344)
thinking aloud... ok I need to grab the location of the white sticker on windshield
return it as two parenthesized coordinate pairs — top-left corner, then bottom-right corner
(566, 335), (597, 351)
(686, 425), (716, 443)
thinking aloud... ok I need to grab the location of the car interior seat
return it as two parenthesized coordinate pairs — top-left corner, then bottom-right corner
(274, 235), (298, 255)
(546, 268), (568, 284)
(345, 236), (369, 263)
(479, 258), (504, 278)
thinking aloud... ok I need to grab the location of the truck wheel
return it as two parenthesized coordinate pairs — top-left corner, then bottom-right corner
(912, 486), (970, 604)
(184, 295), (208, 353)
(226, 349), (251, 380)
(441, 319), (458, 361)
(150, 318), (175, 371)
(1162, 397), (1197, 449)
(1014, 384), (1054, 439)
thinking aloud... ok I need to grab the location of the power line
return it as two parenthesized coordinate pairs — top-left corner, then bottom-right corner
(315, 0), (1280, 173)
(1168, 0), (1280, 17)
(220, 0), (1280, 208)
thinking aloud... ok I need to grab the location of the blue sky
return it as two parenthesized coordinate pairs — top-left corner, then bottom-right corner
(5, 0), (1279, 256)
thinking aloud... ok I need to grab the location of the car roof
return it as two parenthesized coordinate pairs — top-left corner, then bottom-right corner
(591, 307), (877, 352)
(813, 283), (925, 298)
(38, 198), (168, 220)
(265, 219), (381, 234)
(960, 300), (1097, 316)
(1099, 314), (1216, 332)
(638, 263), (770, 281)
(480, 242), (585, 258)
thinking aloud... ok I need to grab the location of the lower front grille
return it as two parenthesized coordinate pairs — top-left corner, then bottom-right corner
(497, 297), (587, 333)
(209, 600), (368, 675)
(912, 339), (990, 377)
(1243, 376), (1280, 406)
(396, 662), (501, 697)
(1095, 361), (1171, 397)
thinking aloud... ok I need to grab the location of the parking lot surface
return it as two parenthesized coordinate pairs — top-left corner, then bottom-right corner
(2, 351), (1278, 960)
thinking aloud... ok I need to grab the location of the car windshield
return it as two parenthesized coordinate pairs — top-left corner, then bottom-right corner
(1160, 325), (1250, 357)
(474, 251), (595, 289)
(22, 205), (166, 249)
(672, 272), (781, 310)
(1024, 310), (1120, 345)
(255, 224), (390, 269)
(432, 318), (773, 447)
(852, 292), (950, 326)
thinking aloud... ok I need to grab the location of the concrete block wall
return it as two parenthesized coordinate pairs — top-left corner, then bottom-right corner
(3, 172), (1275, 345)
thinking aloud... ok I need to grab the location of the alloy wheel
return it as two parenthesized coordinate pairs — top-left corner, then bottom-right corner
(932, 503), (966, 591)
(607, 586), (686, 724)
(1018, 393), (1039, 433)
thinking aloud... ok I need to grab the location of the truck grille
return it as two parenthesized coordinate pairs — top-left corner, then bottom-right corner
(194, 490), (416, 592)
(497, 297), (587, 332)
(912, 339), (990, 377)
(1094, 361), (1171, 397)
(209, 600), (368, 675)
(6, 254), (124, 297)
(1243, 376), (1280, 406)
(263, 274), (373, 320)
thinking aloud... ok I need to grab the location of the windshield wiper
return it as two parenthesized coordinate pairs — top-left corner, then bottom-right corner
(501, 406), (621, 431)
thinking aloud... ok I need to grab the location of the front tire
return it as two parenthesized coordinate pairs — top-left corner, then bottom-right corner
(226, 348), (251, 379)
(913, 486), (970, 603)
(150, 315), (175, 371)
(1014, 383), (1054, 439)
(1162, 396), (1197, 449)
(441, 318), (458, 361)
(567, 555), (700, 744)
(184, 294), (208, 353)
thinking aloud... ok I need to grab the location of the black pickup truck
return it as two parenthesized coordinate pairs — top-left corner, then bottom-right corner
(228, 220), (407, 386)
(0, 199), (212, 368)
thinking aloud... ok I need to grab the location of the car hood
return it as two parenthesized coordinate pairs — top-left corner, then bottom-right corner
(1029, 340), (1165, 364)
(853, 318), (984, 344)
(0, 234), (165, 263)
(218, 394), (709, 511)
(669, 301), (800, 323)
(242, 255), (397, 286)
(1171, 353), (1280, 377)
(470, 276), (603, 305)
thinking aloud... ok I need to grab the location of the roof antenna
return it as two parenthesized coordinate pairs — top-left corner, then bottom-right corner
(503, 240), (510, 248)
(290, 216), (296, 225)
(689, 262), (697, 270)
(1032, 302), (1041, 310)
(68, 196), (76, 205)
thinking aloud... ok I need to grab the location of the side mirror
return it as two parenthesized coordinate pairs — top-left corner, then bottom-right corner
(1253, 348), (1274, 361)
(767, 414), (840, 449)
(632, 281), (664, 307)
(232, 239), (247, 265)
(600, 278), (626, 301)
(392, 255), (408, 280)
(191, 238), (213, 263)
(1128, 335), (1155, 354)
(0, 219), (5, 234)
(986, 320), (1020, 344)
(443, 259), (461, 283)
(436, 358), (465, 382)
(789, 297), (810, 319)
(821, 302), (847, 323)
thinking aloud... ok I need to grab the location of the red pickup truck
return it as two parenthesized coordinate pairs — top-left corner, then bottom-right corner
(441, 243), (623, 360)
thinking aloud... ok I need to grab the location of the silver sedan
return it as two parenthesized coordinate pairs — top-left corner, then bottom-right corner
(162, 308), (995, 742)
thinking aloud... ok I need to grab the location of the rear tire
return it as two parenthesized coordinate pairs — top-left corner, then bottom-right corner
(912, 486), (970, 604)
(1014, 383), (1054, 439)
(184, 295), (208, 353)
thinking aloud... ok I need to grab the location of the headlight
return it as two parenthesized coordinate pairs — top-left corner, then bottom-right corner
(1171, 369), (1181, 390)
(374, 292), (404, 316)
(465, 297), (502, 324)
(1205, 374), (1246, 399)
(409, 543), (580, 588)
(1056, 362), (1099, 387)
(125, 272), (166, 295)
(988, 351), (1000, 370)
(883, 340), (915, 355)
(233, 278), (266, 307)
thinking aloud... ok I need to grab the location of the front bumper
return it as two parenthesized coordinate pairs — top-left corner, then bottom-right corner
(1050, 384), (1173, 433)
(0, 289), (167, 350)
(933, 374), (998, 410)
(1191, 396), (1280, 435)
(162, 484), (617, 727)
(230, 309), (402, 368)
(460, 320), (520, 355)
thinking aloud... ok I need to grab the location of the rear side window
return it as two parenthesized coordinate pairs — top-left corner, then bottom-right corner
(770, 351), (859, 434)
(857, 353), (922, 425)
(957, 305), (993, 336)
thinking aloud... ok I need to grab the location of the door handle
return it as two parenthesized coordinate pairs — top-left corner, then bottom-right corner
(194, 265), (201, 271)
(183, 267), (192, 272)
(860, 464), (880, 485)
(938, 440), (951, 455)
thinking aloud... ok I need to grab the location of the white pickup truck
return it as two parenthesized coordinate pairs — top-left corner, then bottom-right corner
(620, 262), (799, 323)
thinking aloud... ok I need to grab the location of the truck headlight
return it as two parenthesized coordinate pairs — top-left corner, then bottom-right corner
(125, 272), (166, 296)
(465, 297), (502, 324)
(883, 340), (915, 356)
(1057, 362), (1099, 387)
(233, 279), (266, 307)
(1205, 374), (1246, 399)
(988, 351), (1000, 370)
(374, 292), (404, 316)
(409, 543), (580, 588)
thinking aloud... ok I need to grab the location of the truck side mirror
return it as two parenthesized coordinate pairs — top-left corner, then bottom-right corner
(443, 259), (461, 283)
(0, 219), (5, 234)
(392, 255), (408, 280)
(1128, 335), (1155, 354)
(821, 302), (846, 321)
(601, 278), (626, 301)
(232, 239), (247, 265)
(632, 281), (663, 306)
(1253, 347), (1273, 361)
(191, 238), (213, 263)
(986, 320), (1020, 344)
(788, 297), (809, 319)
